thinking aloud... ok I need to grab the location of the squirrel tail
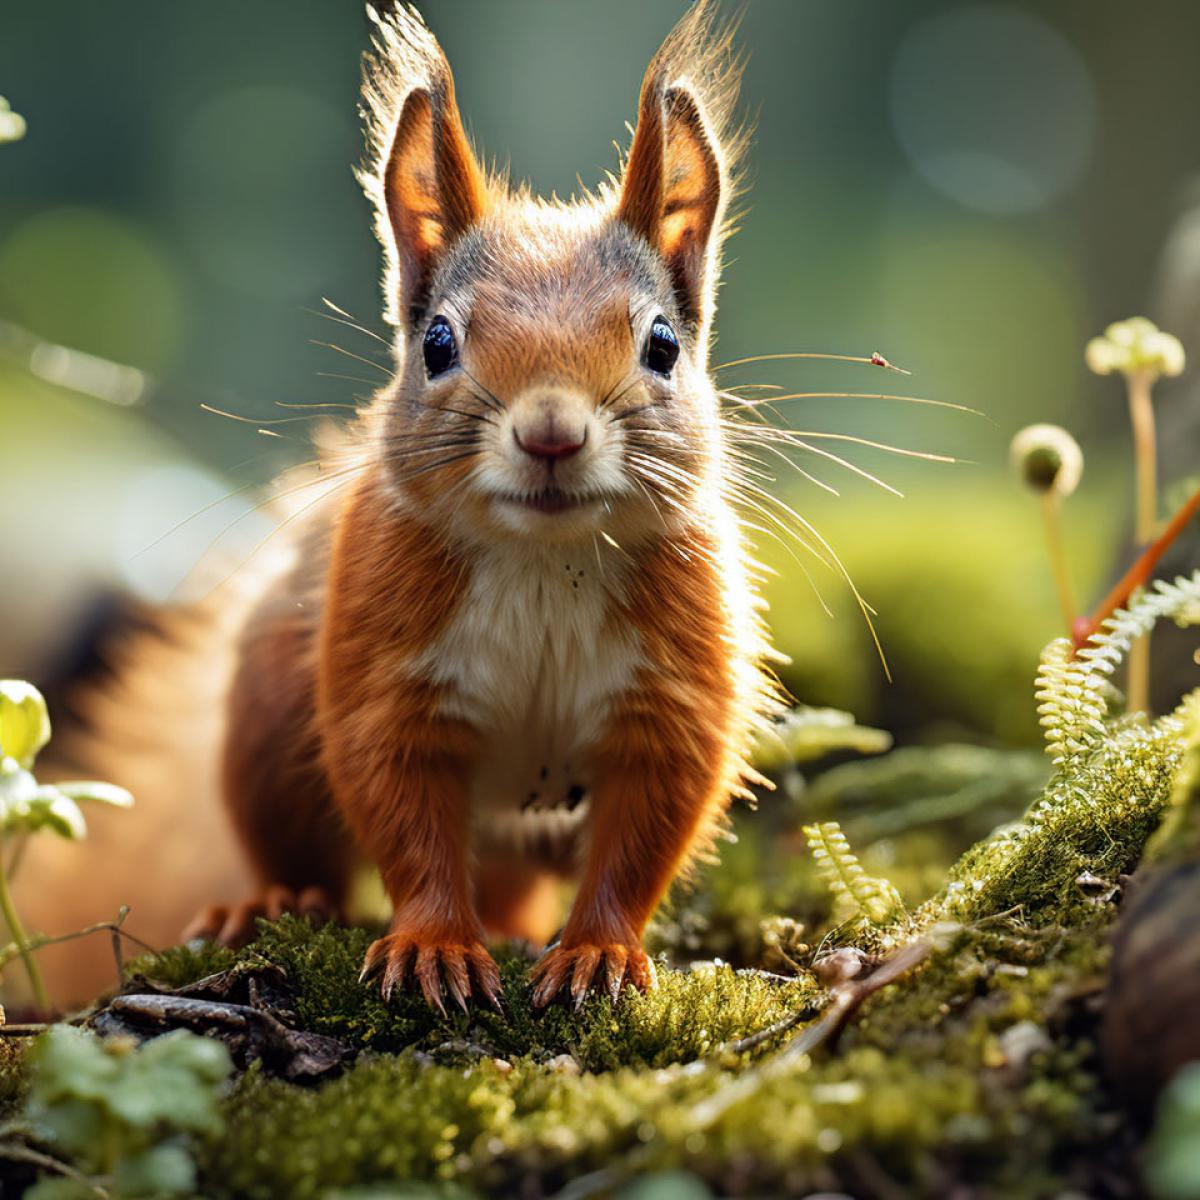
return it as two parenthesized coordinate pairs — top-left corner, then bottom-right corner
(17, 580), (262, 1008)
(19, 443), (356, 1008)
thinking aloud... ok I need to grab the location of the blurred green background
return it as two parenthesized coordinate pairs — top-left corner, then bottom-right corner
(2, 1), (1198, 744)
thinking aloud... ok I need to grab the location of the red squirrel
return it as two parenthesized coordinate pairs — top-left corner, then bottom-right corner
(29, 1), (780, 1012)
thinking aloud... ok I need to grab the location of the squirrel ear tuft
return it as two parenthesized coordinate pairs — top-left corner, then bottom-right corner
(619, 79), (724, 331)
(618, 1), (745, 338)
(361, 9), (486, 327)
(382, 77), (486, 324)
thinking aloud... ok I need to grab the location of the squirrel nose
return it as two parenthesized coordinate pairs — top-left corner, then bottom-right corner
(514, 425), (586, 462)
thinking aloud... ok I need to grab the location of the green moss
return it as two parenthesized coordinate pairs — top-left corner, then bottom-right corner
(186, 915), (1117, 1198)
(938, 718), (1183, 927)
(131, 918), (817, 1072)
(0, 1038), (30, 1117)
(1147, 688), (1200, 862)
(127, 939), (240, 989)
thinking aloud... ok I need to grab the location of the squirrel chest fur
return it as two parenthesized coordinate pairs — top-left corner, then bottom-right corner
(422, 541), (641, 834)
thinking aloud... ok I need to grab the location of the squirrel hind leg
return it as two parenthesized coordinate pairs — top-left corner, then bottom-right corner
(474, 858), (563, 948)
(187, 587), (358, 950)
(182, 884), (341, 948)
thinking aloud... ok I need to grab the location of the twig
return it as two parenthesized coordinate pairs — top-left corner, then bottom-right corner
(0, 1140), (110, 1197)
(1073, 481), (1200, 651)
(689, 938), (933, 1129)
(0, 913), (157, 973)
(721, 1008), (810, 1056)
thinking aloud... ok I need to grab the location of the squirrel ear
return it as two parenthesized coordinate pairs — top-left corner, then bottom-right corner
(619, 79), (724, 331)
(381, 71), (486, 326)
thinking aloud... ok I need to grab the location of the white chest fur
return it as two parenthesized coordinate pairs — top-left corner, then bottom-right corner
(415, 541), (643, 830)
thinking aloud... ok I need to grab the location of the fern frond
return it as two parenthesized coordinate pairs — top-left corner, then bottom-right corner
(1078, 571), (1200, 676)
(1036, 570), (1200, 775)
(751, 706), (892, 773)
(802, 820), (903, 924)
(1035, 638), (1108, 770)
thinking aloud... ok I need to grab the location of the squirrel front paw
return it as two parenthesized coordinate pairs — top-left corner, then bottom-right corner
(530, 941), (657, 1009)
(359, 930), (503, 1015)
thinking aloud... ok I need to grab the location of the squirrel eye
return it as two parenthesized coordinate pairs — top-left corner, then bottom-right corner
(644, 316), (680, 377)
(422, 315), (458, 377)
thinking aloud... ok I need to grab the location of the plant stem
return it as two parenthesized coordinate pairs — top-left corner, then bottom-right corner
(0, 844), (48, 1012)
(0, 916), (155, 971)
(1127, 631), (1151, 715)
(1040, 491), (1077, 633)
(1125, 369), (1159, 713)
(1127, 370), (1159, 544)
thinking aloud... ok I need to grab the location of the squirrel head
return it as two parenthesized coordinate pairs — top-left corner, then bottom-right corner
(358, 2), (746, 546)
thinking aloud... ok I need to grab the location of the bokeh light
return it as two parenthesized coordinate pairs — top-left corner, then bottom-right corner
(890, 5), (1097, 216)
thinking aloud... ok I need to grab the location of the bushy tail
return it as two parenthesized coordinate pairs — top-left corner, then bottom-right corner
(19, 581), (261, 1006)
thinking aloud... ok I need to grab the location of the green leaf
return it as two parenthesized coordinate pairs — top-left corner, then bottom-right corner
(0, 764), (38, 826)
(752, 706), (891, 772)
(28, 787), (87, 840)
(25, 1180), (97, 1200)
(107, 1030), (232, 1133)
(0, 680), (51, 769)
(618, 1172), (713, 1200)
(803, 820), (904, 924)
(0, 776), (89, 839)
(55, 780), (134, 808)
(1145, 1062), (1200, 1199)
(115, 1142), (197, 1196)
(27, 1025), (120, 1105)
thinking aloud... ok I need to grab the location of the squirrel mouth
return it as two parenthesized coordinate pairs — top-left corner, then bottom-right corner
(502, 488), (594, 515)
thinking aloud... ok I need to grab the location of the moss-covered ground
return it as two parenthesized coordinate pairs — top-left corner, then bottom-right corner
(70, 719), (1179, 1199)
(6, 597), (1199, 1199)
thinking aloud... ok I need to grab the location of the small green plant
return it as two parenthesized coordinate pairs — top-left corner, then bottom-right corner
(750, 705), (891, 775)
(0, 681), (132, 1010)
(0, 96), (25, 144)
(15, 1025), (232, 1198)
(1086, 316), (1187, 712)
(1038, 574), (1200, 803)
(801, 820), (903, 925)
(1010, 423), (1083, 633)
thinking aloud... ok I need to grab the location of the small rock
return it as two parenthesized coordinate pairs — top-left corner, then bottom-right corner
(811, 948), (869, 987)
(998, 1020), (1052, 1072)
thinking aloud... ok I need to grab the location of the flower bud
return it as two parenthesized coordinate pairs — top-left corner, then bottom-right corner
(0, 97), (25, 145)
(1086, 317), (1186, 380)
(1010, 424), (1083, 497)
(0, 680), (51, 771)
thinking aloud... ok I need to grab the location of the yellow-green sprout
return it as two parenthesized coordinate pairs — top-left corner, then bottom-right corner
(0, 97), (25, 145)
(1011, 424), (1082, 633)
(0, 681), (133, 1010)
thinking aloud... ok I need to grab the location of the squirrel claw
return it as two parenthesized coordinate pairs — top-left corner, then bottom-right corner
(530, 942), (655, 1009)
(361, 932), (502, 1015)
